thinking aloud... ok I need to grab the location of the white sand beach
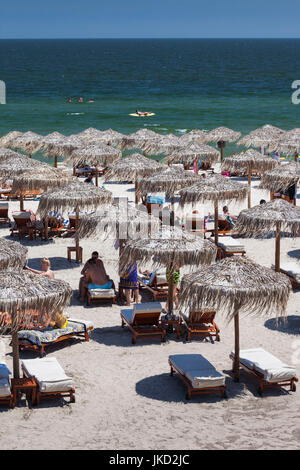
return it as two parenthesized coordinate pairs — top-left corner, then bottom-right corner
(0, 173), (300, 451)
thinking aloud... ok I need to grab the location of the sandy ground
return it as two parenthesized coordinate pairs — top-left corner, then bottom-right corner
(0, 171), (300, 450)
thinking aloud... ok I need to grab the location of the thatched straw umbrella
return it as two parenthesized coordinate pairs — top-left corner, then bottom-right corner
(0, 238), (28, 271)
(120, 227), (217, 314)
(233, 199), (300, 272)
(0, 154), (72, 210)
(13, 131), (43, 158)
(270, 128), (300, 162)
(0, 131), (23, 149)
(142, 134), (183, 156)
(0, 271), (72, 378)
(77, 128), (126, 148)
(167, 143), (220, 169)
(104, 153), (165, 203)
(38, 182), (113, 261)
(67, 144), (122, 186)
(180, 256), (291, 381)
(137, 167), (200, 226)
(206, 127), (241, 162)
(259, 162), (300, 202)
(179, 129), (207, 145)
(122, 128), (161, 151)
(222, 149), (278, 207)
(0, 148), (20, 161)
(179, 174), (249, 245)
(38, 132), (84, 168)
(237, 125), (285, 151)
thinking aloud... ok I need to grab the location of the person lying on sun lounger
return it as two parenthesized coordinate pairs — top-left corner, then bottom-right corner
(222, 205), (237, 228)
(43, 307), (69, 329)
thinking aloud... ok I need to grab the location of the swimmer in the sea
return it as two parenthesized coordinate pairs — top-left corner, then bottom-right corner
(78, 97), (84, 102)
(136, 109), (150, 116)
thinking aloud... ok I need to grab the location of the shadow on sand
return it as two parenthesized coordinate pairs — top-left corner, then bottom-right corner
(264, 315), (300, 335)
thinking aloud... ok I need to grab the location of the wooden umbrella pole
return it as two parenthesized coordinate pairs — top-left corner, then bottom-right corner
(275, 222), (281, 272)
(11, 311), (20, 379)
(170, 193), (175, 227)
(54, 155), (58, 168)
(19, 191), (24, 212)
(167, 264), (174, 316)
(234, 311), (240, 382)
(247, 169), (251, 208)
(75, 206), (80, 263)
(220, 146), (223, 163)
(214, 201), (219, 246)
(135, 179), (139, 204)
(295, 151), (298, 163)
(95, 168), (99, 187)
(45, 215), (49, 241)
(73, 165), (76, 176)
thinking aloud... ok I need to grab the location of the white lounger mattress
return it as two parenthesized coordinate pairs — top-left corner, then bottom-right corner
(88, 288), (115, 298)
(22, 357), (73, 392)
(0, 341), (11, 398)
(218, 236), (245, 252)
(169, 354), (225, 389)
(231, 348), (297, 383)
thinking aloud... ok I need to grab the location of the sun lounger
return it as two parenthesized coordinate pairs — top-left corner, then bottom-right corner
(229, 348), (298, 395)
(120, 302), (165, 344)
(21, 357), (75, 405)
(10, 211), (31, 238)
(0, 342), (13, 408)
(87, 286), (116, 305)
(169, 354), (226, 400)
(138, 271), (169, 301)
(217, 236), (246, 259)
(18, 318), (94, 357)
(0, 202), (10, 225)
(180, 309), (220, 342)
(278, 262), (300, 289)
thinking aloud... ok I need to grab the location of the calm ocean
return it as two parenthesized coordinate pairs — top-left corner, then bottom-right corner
(1, 39), (300, 155)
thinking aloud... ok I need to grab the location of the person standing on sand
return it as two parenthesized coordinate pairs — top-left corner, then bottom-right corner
(25, 258), (54, 279)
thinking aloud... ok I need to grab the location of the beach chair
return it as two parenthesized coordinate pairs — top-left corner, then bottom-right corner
(0, 202), (10, 225)
(184, 215), (205, 235)
(0, 342), (13, 408)
(18, 318), (94, 357)
(217, 236), (246, 259)
(10, 211), (31, 238)
(120, 302), (165, 344)
(277, 262), (300, 289)
(179, 309), (220, 342)
(138, 271), (169, 301)
(204, 218), (232, 239)
(169, 354), (226, 400)
(87, 285), (117, 305)
(21, 357), (75, 405)
(229, 348), (298, 395)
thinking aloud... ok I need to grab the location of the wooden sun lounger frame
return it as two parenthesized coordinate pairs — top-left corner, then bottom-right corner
(18, 325), (94, 357)
(229, 353), (299, 395)
(217, 246), (246, 260)
(121, 310), (166, 344)
(21, 366), (75, 405)
(279, 268), (300, 289)
(169, 359), (227, 400)
(180, 311), (220, 342)
(138, 277), (169, 301)
(0, 392), (13, 408)
(87, 289), (117, 305)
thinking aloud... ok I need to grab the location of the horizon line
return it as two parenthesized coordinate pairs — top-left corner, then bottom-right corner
(1, 37), (300, 40)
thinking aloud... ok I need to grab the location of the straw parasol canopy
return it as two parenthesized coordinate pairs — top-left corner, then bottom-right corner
(120, 227), (217, 314)
(0, 131), (23, 149)
(0, 238), (28, 271)
(77, 204), (160, 243)
(179, 129), (207, 144)
(0, 148), (20, 161)
(233, 199), (300, 272)
(206, 127), (241, 162)
(38, 182), (113, 261)
(122, 128), (161, 151)
(137, 167), (200, 225)
(13, 131), (43, 158)
(0, 271), (72, 378)
(237, 124), (285, 149)
(259, 162), (300, 195)
(270, 128), (300, 161)
(180, 256), (291, 381)
(104, 153), (165, 202)
(179, 174), (249, 244)
(167, 143), (220, 167)
(222, 149), (278, 207)
(77, 128), (126, 148)
(38, 132), (84, 167)
(142, 134), (182, 156)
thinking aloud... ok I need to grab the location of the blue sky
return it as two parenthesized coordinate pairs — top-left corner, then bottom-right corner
(1, 0), (300, 39)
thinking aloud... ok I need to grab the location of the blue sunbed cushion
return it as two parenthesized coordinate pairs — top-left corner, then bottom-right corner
(88, 281), (112, 290)
(147, 195), (165, 204)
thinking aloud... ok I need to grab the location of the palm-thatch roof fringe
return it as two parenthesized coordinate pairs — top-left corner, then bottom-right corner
(137, 167), (200, 198)
(0, 271), (72, 334)
(206, 127), (241, 143)
(104, 153), (164, 181)
(179, 257), (291, 320)
(232, 199), (300, 237)
(0, 239), (28, 271)
(259, 162), (300, 192)
(222, 149), (278, 172)
(167, 144), (220, 165)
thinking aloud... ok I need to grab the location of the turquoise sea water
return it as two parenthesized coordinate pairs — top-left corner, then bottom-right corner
(0, 39), (300, 157)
